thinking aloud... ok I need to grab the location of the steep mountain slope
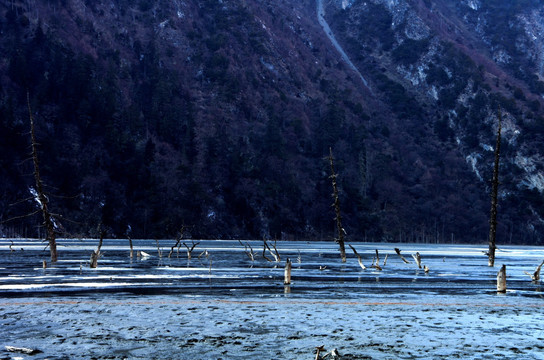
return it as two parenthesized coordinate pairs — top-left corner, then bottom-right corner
(1, 0), (543, 244)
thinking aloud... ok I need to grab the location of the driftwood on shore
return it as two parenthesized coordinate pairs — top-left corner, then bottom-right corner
(5, 346), (42, 355)
(314, 345), (341, 360)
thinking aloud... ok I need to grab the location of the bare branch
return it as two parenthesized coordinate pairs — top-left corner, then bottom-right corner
(394, 248), (410, 264)
(348, 244), (366, 270)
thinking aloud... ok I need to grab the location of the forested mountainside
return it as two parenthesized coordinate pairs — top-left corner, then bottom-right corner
(1, 0), (544, 244)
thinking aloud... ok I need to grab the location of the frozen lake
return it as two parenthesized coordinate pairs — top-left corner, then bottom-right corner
(1, 239), (543, 359)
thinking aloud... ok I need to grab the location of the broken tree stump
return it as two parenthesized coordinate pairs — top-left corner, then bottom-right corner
(524, 260), (544, 282)
(497, 264), (506, 293)
(412, 252), (422, 269)
(90, 230), (105, 268)
(128, 236), (134, 258)
(284, 258), (292, 285)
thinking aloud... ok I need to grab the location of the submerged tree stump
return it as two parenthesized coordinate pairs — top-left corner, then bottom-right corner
(497, 264), (506, 293)
(412, 252), (422, 269)
(90, 230), (105, 268)
(284, 258), (292, 285)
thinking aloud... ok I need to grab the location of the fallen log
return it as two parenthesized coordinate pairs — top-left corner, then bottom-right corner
(394, 248), (410, 264)
(348, 244), (366, 270)
(322, 348), (340, 359)
(497, 264), (506, 293)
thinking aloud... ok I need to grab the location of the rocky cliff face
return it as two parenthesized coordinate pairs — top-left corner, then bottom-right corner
(326, 0), (544, 243)
(1, 0), (543, 244)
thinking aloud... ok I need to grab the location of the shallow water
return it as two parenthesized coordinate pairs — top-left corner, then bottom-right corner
(1, 239), (543, 359)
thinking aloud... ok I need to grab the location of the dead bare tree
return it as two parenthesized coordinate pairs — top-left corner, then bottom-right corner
(238, 239), (255, 262)
(125, 226), (134, 258)
(488, 109), (502, 267)
(328, 148), (347, 262)
(128, 236), (134, 258)
(155, 238), (163, 258)
(262, 238), (280, 262)
(90, 227), (105, 268)
(182, 241), (199, 260)
(524, 260), (544, 282)
(168, 225), (191, 258)
(28, 93), (58, 262)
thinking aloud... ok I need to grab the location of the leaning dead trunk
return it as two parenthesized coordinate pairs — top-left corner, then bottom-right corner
(497, 264), (506, 293)
(328, 148), (346, 263)
(348, 244), (366, 270)
(488, 110), (502, 267)
(28, 93), (57, 263)
(394, 248), (410, 264)
(524, 260), (544, 282)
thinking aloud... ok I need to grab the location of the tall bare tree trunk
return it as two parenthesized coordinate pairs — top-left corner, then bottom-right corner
(488, 109), (502, 267)
(28, 93), (57, 263)
(328, 148), (346, 263)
